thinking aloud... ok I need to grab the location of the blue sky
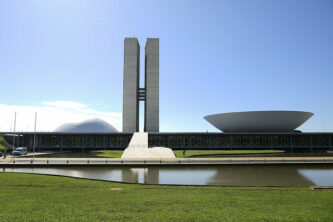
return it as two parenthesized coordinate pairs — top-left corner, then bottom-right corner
(0, 0), (332, 132)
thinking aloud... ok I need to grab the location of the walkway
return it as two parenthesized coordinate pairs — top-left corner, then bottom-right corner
(1, 157), (333, 166)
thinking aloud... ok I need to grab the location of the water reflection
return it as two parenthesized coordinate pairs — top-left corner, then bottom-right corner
(1, 165), (333, 186)
(207, 166), (315, 186)
(298, 169), (333, 186)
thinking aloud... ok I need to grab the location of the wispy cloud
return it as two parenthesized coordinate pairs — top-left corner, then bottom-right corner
(42, 101), (87, 110)
(0, 101), (122, 132)
(42, 100), (121, 118)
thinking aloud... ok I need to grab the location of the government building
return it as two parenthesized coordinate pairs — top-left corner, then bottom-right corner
(2, 38), (333, 152)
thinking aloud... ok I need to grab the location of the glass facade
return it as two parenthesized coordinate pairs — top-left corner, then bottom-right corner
(148, 133), (333, 150)
(4, 132), (333, 151)
(6, 133), (132, 150)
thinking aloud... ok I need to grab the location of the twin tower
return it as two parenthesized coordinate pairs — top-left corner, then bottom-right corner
(122, 38), (159, 133)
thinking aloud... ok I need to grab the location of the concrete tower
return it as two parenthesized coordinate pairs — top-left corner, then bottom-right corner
(122, 38), (140, 132)
(144, 38), (159, 132)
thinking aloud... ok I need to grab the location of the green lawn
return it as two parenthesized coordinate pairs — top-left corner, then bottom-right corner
(90, 150), (284, 158)
(0, 173), (332, 221)
(173, 150), (285, 158)
(91, 150), (124, 158)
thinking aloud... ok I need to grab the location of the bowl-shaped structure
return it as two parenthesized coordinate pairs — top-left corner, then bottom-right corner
(204, 111), (313, 132)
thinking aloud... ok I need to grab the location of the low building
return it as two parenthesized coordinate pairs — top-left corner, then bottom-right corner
(2, 131), (333, 151)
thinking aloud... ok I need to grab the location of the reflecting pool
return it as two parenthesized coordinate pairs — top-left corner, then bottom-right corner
(1, 165), (333, 186)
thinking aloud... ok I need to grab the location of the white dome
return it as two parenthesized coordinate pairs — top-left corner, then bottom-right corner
(54, 119), (118, 133)
(204, 111), (313, 132)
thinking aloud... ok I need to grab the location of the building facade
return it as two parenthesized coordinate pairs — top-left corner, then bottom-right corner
(144, 38), (159, 132)
(5, 38), (330, 152)
(122, 38), (140, 132)
(122, 37), (159, 133)
(4, 132), (333, 151)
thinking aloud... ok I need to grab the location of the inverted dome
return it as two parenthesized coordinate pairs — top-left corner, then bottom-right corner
(204, 111), (313, 132)
(54, 119), (118, 133)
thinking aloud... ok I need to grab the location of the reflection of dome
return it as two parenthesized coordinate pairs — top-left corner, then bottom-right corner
(54, 119), (118, 133)
(204, 111), (313, 132)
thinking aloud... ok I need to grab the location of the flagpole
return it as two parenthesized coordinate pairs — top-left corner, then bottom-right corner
(13, 112), (16, 153)
(33, 112), (37, 160)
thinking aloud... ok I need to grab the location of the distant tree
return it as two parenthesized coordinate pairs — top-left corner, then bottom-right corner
(0, 136), (4, 151)
(0, 136), (12, 151)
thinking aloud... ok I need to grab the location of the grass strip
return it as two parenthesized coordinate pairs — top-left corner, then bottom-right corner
(90, 150), (123, 158)
(90, 150), (284, 158)
(174, 150), (285, 158)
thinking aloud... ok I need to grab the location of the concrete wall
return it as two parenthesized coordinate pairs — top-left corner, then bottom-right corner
(123, 38), (140, 132)
(144, 38), (159, 132)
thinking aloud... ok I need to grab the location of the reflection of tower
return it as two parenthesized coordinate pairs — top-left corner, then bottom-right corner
(144, 167), (159, 184)
(121, 168), (160, 184)
(122, 38), (159, 133)
(121, 168), (139, 183)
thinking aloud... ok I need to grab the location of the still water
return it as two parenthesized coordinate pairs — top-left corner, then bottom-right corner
(1, 165), (333, 186)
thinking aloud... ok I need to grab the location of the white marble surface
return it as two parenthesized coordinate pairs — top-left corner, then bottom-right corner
(121, 132), (175, 159)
